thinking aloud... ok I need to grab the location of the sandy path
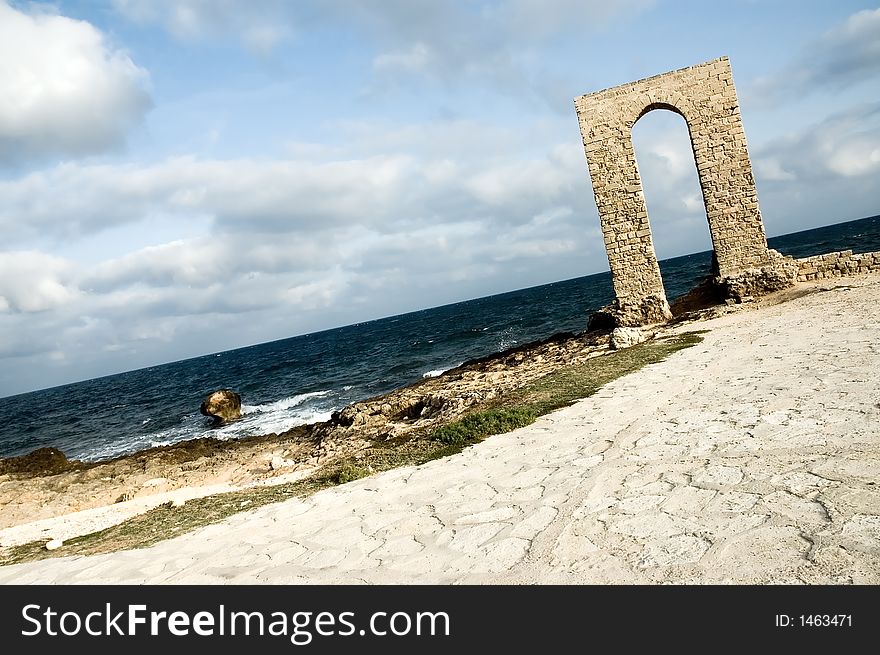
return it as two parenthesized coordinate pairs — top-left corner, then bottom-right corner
(2, 277), (879, 584)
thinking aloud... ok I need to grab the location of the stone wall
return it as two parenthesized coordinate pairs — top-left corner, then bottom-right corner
(796, 250), (880, 281)
(575, 57), (791, 326)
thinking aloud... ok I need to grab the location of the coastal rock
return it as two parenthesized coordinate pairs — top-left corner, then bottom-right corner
(0, 447), (76, 478)
(610, 327), (651, 350)
(716, 250), (798, 303)
(270, 455), (295, 470)
(586, 305), (616, 332)
(668, 276), (725, 316)
(200, 389), (242, 425)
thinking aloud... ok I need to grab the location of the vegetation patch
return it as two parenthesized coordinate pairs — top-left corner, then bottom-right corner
(428, 331), (705, 446)
(432, 407), (538, 445)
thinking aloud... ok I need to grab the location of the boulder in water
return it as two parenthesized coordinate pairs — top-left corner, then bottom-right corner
(200, 389), (242, 425)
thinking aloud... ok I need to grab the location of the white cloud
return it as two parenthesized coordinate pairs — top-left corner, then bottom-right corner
(112, 0), (294, 53)
(754, 102), (880, 182)
(111, 0), (651, 101)
(0, 116), (614, 395)
(0, 1), (151, 166)
(373, 42), (433, 73)
(0, 118), (600, 246)
(241, 24), (287, 55)
(0, 251), (80, 313)
(826, 138), (880, 177)
(750, 7), (880, 103)
(753, 158), (796, 182)
(463, 144), (581, 212)
(353, 0), (653, 107)
(681, 193), (703, 213)
(500, 0), (656, 39)
(0, 154), (423, 243)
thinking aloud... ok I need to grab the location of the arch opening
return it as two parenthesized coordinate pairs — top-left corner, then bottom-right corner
(633, 101), (685, 125)
(631, 107), (717, 303)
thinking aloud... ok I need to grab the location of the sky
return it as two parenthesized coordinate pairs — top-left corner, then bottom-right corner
(0, 0), (879, 397)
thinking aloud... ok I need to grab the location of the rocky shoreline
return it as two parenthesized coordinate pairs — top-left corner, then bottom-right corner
(0, 327), (617, 534)
(3, 274), (878, 583)
(0, 280), (817, 548)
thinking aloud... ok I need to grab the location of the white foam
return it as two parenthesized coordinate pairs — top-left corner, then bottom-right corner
(422, 362), (463, 378)
(241, 390), (331, 415)
(79, 391), (340, 462)
(149, 438), (178, 449)
(235, 411), (333, 436)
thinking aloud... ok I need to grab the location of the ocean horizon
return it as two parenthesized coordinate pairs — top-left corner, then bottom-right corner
(1, 213), (879, 463)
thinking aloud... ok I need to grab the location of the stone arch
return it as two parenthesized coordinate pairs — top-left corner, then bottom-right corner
(574, 57), (784, 326)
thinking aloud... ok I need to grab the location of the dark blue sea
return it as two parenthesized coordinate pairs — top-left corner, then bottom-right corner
(2, 214), (879, 462)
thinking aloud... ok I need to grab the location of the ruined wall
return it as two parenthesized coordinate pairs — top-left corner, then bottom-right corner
(797, 250), (880, 281)
(575, 57), (782, 326)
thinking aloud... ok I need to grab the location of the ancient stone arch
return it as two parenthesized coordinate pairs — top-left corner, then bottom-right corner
(575, 57), (791, 326)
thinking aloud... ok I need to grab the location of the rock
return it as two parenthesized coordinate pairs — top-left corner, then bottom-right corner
(0, 447), (76, 477)
(610, 327), (650, 350)
(45, 538), (63, 551)
(200, 389), (242, 425)
(309, 330), (610, 447)
(587, 305), (617, 332)
(270, 455), (295, 470)
(668, 276), (725, 316)
(716, 251), (798, 303)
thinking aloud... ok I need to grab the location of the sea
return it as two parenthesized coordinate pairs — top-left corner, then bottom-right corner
(2, 214), (879, 463)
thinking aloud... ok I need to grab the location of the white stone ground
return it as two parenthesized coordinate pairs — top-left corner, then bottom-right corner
(2, 278), (879, 584)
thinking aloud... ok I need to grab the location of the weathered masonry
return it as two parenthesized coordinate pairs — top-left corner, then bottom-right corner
(575, 57), (794, 326)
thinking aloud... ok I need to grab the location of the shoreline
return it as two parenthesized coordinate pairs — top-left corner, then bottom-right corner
(1, 273), (878, 577)
(0, 320), (620, 548)
(1, 273), (877, 582)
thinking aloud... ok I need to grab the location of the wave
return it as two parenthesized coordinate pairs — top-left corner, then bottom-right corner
(228, 410), (334, 437)
(422, 362), (463, 378)
(241, 390), (332, 415)
(74, 392), (339, 462)
(219, 390), (338, 440)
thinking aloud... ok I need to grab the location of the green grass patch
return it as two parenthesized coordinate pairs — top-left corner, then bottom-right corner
(335, 463), (372, 484)
(432, 407), (539, 445)
(428, 331), (705, 446)
(0, 331), (704, 568)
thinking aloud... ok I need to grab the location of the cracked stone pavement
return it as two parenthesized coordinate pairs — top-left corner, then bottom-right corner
(2, 278), (879, 584)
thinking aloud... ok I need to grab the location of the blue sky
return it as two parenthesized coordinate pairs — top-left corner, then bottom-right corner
(0, 0), (879, 397)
